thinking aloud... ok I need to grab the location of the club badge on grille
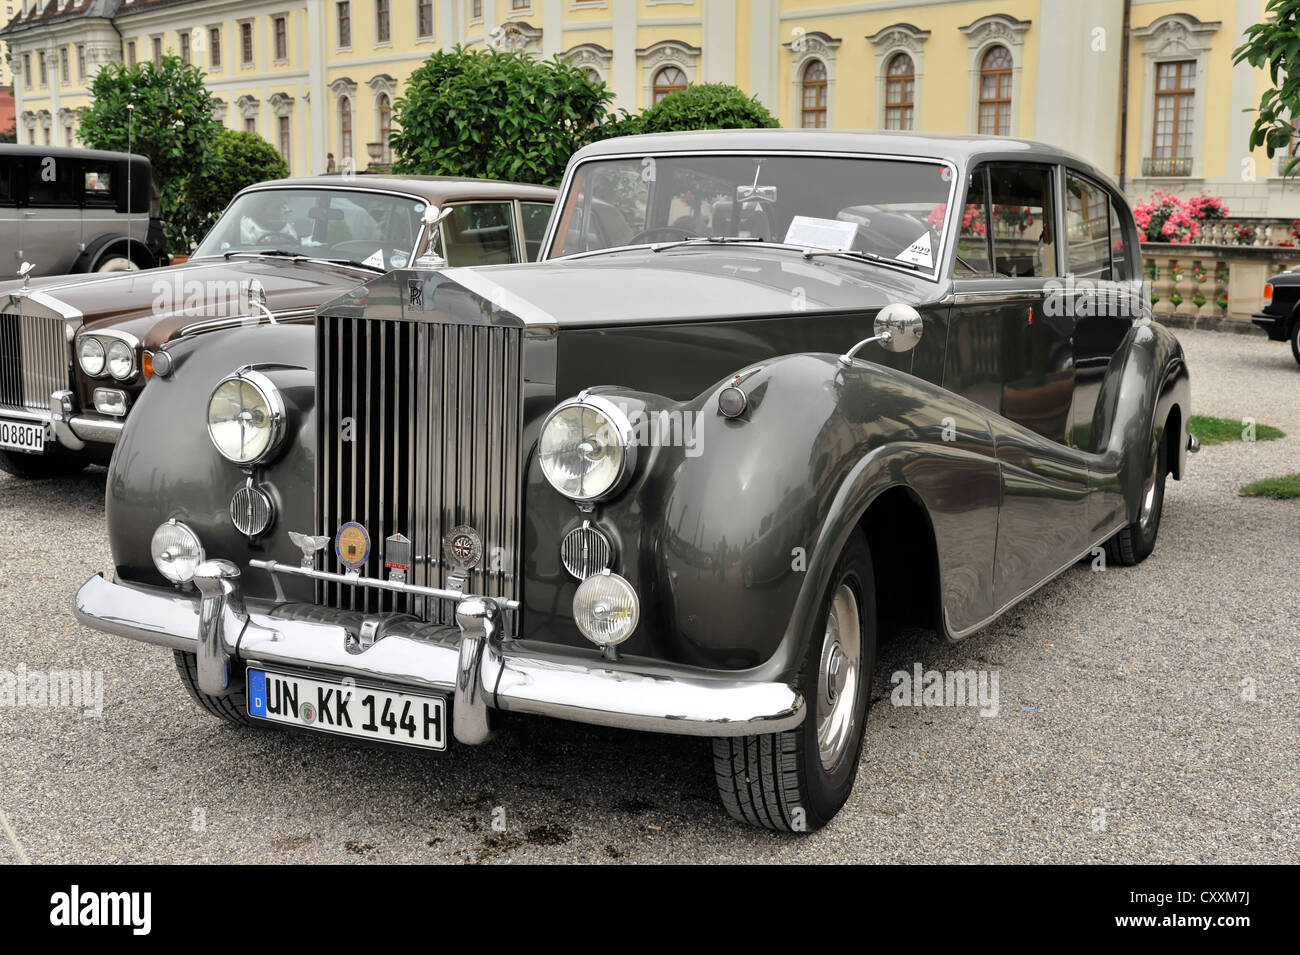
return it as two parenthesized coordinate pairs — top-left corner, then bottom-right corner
(443, 525), (483, 575)
(289, 531), (330, 569)
(335, 522), (371, 578)
(385, 532), (412, 584)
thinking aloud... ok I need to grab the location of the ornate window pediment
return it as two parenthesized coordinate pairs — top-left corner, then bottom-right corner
(1131, 13), (1219, 57)
(269, 92), (294, 118)
(236, 95), (260, 120)
(489, 21), (542, 54)
(564, 43), (612, 82)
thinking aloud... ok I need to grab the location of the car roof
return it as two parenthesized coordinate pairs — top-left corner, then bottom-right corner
(571, 128), (1111, 187)
(0, 143), (150, 165)
(237, 175), (558, 203)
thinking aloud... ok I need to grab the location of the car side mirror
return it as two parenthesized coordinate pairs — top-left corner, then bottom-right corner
(839, 303), (923, 365)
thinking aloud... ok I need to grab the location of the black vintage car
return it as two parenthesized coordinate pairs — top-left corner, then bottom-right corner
(75, 131), (1193, 832)
(1251, 269), (1300, 364)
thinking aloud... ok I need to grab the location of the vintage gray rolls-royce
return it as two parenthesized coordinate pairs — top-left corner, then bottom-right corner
(74, 131), (1193, 832)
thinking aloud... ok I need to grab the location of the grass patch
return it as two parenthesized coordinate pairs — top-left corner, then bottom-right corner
(1188, 414), (1285, 445)
(1239, 474), (1300, 499)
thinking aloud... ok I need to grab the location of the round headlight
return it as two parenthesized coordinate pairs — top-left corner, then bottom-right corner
(207, 370), (285, 465)
(151, 520), (205, 584)
(78, 337), (105, 376)
(572, 571), (640, 647)
(106, 340), (135, 380)
(538, 396), (636, 501)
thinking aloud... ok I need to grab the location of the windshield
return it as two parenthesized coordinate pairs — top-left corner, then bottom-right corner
(550, 154), (955, 274)
(192, 187), (426, 269)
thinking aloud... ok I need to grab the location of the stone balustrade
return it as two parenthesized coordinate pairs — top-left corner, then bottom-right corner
(1140, 235), (1300, 332)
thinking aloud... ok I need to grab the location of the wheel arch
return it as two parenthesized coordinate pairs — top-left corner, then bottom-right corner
(74, 233), (157, 272)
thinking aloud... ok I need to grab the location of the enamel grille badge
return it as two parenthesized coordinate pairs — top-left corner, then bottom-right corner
(335, 522), (371, 577)
(443, 525), (482, 573)
(385, 533), (412, 584)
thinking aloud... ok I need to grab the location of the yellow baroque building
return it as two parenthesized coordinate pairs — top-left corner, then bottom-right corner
(1, 0), (1287, 213)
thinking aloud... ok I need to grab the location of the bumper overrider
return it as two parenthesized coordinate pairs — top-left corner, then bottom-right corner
(73, 561), (805, 744)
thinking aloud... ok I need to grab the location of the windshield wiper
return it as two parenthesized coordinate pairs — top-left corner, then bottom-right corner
(800, 248), (923, 271)
(224, 249), (301, 260)
(649, 236), (768, 252)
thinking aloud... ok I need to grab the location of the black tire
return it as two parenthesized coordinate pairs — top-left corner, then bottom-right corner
(173, 651), (260, 728)
(0, 450), (87, 479)
(1105, 429), (1169, 566)
(1290, 318), (1300, 366)
(712, 530), (876, 833)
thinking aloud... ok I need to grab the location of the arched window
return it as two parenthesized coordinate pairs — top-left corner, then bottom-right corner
(800, 59), (827, 128)
(377, 93), (392, 164)
(339, 96), (353, 162)
(652, 66), (687, 104)
(885, 52), (914, 130)
(978, 45), (1013, 136)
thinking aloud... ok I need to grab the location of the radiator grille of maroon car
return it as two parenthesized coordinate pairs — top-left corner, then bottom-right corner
(0, 313), (70, 411)
(315, 314), (524, 626)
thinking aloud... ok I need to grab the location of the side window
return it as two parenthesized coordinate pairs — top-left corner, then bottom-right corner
(1064, 173), (1111, 280)
(558, 162), (643, 255)
(442, 202), (516, 266)
(952, 165), (992, 277)
(1108, 202), (1133, 282)
(0, 159), (14, 206)
(26, 156), (77, 207)
(519, 201), (551, 261)
(987, 163), (1056, 278)
(80, 161), (116, 208)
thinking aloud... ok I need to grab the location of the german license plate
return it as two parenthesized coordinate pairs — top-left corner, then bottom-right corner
(0, 419), (44, 453)
(246, 668), (447, 751)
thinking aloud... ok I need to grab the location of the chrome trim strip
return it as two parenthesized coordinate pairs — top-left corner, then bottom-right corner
(178, 308), (315, 338)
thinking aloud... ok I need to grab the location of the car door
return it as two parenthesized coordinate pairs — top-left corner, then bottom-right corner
(944, 162), (1090, 606)
(0, 156), (18, 275)
(21, 152), (82, 275)
(1061, 171), (1142, 452)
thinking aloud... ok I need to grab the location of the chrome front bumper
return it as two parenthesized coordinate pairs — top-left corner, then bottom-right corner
(74, 563), (805, 743)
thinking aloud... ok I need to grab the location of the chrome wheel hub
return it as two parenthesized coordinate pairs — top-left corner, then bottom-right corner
(815, 583), (861, 772)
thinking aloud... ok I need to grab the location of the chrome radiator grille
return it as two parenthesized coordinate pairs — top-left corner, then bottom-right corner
(316, 315), (523, 624)
(0, 313), (69, 410)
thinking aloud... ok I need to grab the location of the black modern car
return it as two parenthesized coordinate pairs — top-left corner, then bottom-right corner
(1251, 269), (1300, 364)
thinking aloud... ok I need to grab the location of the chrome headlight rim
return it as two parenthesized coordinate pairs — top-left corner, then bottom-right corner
(106, 339), (135, 381)
(539, 393), (638, 503)
(77, 336), (106, 377)
(206, 368), (287, 467)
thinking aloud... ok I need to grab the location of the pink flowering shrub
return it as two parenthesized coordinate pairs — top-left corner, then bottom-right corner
(1132, 189), (1229, 244)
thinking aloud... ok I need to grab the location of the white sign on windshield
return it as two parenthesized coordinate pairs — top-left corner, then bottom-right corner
(783, 216), (859, 251)
(896, 232), (933, 268)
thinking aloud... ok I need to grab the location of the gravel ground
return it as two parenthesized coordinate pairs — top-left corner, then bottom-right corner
(0, 328), (1296, 864)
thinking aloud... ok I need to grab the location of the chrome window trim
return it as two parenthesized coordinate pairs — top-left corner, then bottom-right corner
(540, 148), (959, 282)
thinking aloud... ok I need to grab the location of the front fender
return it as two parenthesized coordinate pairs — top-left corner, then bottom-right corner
(106, 322), (317, 600)
(522, 353), (1000, 683)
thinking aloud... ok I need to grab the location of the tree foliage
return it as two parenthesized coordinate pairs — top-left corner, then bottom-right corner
(390, 46), (614, 185)
(390, 48), (781, 185)
(1234, 0), (1300, 176)
(619, 83), (780, 135)
(185, 129), (290, 239)
(77, 54), (220, 250)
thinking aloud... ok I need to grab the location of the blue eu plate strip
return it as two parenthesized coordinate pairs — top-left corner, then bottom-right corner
(248, 669), (267, 717)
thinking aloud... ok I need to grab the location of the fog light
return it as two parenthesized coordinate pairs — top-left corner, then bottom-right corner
(93, 388), (128, 416)
(573, 571), (639, 647)
(718, 385), (747, 418)
(151, 519), (205, 584)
